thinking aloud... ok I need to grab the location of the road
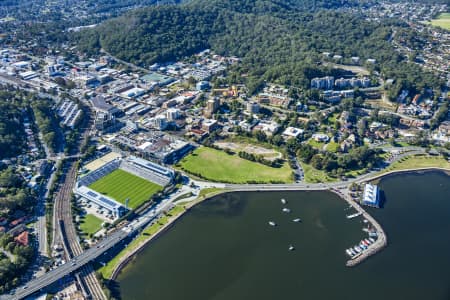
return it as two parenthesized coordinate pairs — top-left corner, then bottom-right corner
(5, 185), (183, 300)
(100, 49), (150, 73)
(288, 154), (304, 182)
(3, 229), (128, 300)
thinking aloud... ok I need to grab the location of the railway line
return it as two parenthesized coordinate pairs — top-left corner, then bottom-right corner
(51, 106), (106, 299)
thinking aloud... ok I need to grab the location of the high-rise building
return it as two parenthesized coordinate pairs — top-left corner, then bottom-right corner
(166, 108), (180, 121)
(204, 98), (220, 117)
(246, 101), (260, 114)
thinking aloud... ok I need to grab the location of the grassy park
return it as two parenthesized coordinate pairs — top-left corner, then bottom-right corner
(301, 162), (337, 183)
(383, 155), (450, 173)
(89, 169), (162, 209)
(79, 214), (103, 236)
(178, 147), (293, 183)
(430, 13), (450, 30)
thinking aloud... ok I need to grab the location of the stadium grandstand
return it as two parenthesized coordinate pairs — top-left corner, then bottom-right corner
(76, 186), (127, 218)
(120, 156), (174, 186)
(77, 159), (121, 187)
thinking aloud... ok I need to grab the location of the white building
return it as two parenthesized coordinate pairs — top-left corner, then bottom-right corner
(282, 127), (304, 139)
(362, 183), (380, 207)
(166, 108), (180, 121)
(149, 115), (168, 130)
(312, 133), (330, 143)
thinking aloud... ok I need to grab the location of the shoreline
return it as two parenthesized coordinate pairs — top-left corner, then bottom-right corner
(108, 167), (449, 279)
(109, 190), (231, 280)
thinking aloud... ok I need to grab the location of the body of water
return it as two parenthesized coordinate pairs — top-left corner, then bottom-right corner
(117, 172), (450, 300)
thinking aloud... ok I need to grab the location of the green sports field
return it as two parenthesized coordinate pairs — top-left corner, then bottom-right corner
(89, 169), (163, 209)
(178, 146), (293, 183)
(430, 13), (450, 30)
(80, 214), (103, 236)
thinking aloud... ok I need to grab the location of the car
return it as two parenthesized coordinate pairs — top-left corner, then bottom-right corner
(71, 262), (76, 266)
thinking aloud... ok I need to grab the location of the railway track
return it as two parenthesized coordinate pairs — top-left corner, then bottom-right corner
(51, 106), (106, 300)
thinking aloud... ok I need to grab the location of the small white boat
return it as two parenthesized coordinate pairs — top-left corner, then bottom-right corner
(346, 212), (362, 219)
(282, 208), (291, 213)
(281, 198), (287, 205)
(288, 245), (295, 251)
(268, 221), (276, 226)
(292, 218), (301, 222)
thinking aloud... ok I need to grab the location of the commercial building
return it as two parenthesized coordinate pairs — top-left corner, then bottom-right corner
(204, 98), (220, 118)
(362, 183), (380, 208)
(282, 127), (304, 139)
(91, 96), (123, 132)
(196, 81), (210, 91)
(202, 119), (220, 132)
(166, 108), (181, 121)
(137, 139), (195, 164)
(246, 101), (260, 114)
(148, 115), (168, 130)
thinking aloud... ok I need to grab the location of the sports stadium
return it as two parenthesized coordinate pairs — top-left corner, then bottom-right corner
(74, 154), (174, 219)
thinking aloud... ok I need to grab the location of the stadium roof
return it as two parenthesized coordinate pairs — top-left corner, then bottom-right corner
(76, 185), (124, 211)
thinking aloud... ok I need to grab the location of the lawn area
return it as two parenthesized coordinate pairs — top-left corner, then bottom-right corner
(89, 169), (163, 209)
(99, 205), (186, 279)
(79, 214), (103, 236)
(178, 147), (293, 183)
(430, 13), (450, 30)
(326, 113), (339, 125)
(384, 155), (450, 173)
(326, 141), (340, 153)
(308, 139), (326, 150)
(301, 162), (336, 183)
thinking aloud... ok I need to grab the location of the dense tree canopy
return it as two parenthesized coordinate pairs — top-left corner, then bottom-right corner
(0, 91), (28, 160)
(74, 0), (444, 95)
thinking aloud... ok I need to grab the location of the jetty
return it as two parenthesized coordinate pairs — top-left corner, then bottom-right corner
(330, 187), (387, 267)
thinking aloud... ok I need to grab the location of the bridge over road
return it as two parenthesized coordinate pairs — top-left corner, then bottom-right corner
(2, 229), (128, 300)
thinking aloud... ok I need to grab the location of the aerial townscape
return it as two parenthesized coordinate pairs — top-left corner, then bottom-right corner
(0, 0), (449, 299)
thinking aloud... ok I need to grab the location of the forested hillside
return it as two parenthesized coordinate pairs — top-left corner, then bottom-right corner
(75, 0), (444, 95)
